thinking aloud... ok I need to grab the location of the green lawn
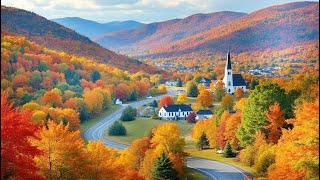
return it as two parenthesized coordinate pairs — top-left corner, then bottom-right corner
(184, 167), (208, 180)
(106, 118), (194, 144)
(80, 105), (121, 138)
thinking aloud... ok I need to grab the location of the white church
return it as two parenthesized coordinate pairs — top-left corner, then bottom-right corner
(222, 51), (246, 94)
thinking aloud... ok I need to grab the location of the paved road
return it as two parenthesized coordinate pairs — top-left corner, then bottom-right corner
(84, 93), (252, 180)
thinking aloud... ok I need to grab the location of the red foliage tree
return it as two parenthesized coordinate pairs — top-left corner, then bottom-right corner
(186, 112), (196, 123)
(158, 96), (175, 109)
(1, 92), (44, 179)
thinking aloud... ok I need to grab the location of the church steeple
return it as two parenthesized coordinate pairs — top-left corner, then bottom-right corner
(226, 50), (232, 70)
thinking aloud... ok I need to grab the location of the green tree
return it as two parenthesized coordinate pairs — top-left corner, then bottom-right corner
(91, 70), (101, 83)
(176, 78), (182, 87)
(249, 80), (259, 90)
(152, 100), (158, 108)
(236, 83), (288, 147)
(38, 61), (48, 72)
(213, 82), (226, 101)
(152, 152), (179, 180)
(187, 83), (199, 97)
(196, 132), (209, 150)
(120, 106), (137, 121)
(30, 70), (42, 89)
(128, 89), (138, 101)
(223, 141), (234, 158)
(108, 121), (126, 136)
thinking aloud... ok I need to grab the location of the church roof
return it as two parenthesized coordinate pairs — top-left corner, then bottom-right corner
(232, 74), (246, 86)
(226, 51), (232, 70)
(162, 104), (193, 112)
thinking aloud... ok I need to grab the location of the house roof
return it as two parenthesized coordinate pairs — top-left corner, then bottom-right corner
(232, 74), (246, 86)
(196, 110), (213, 115)
(200, 78), (211, 83)
(162, 104), (193, 112)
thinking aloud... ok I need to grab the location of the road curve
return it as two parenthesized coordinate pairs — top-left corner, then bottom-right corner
(84, 94), (252, 180)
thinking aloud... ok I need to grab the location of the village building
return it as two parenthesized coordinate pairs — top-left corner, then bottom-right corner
(222, 51), (247, 94)
(158, 104), (193, 120)
(165, 81), (177, 86)
(195, 110), (213, 120)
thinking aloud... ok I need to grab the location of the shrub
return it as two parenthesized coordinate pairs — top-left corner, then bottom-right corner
(108, 121), (126, 136)
(120, 106), (137, 121)
(254, 144), (276, 176)
(239, 145), (257, 166)
(186, 112), (196, 123)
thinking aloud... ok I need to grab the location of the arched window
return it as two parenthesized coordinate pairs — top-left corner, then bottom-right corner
(228, 89), (231, 92)
(228, 81), (231, 86)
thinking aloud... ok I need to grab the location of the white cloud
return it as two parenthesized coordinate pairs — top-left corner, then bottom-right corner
(1, 0), (318, 23)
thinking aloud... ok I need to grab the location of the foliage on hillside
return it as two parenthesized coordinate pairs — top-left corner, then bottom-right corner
(1, 35), (161, 130)
(1, 6), (167, 75)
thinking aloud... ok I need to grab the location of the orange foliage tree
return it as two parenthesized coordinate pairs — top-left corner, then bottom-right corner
(268, 99), (319, 180)
(196, 90), (213, 109)
(265, 102), (285, 144)
(234, 87), (244, 100)
(42, 90), (63, 107)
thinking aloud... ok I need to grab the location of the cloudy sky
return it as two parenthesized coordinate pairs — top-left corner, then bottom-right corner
(1, 0), (318, 23)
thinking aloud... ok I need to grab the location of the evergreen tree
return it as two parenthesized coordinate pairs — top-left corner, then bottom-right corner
(176, 78), (182, 87)
(152, 100), (158, 108)
(152, 152), (179, 180)
(223, 141), (234, 158)
(187, 83), (199, 97)
(196, 132), (209, 150)
(91, 70), (101, 83)
(249, 80), (259, 90)
(128, 89), (138, 101)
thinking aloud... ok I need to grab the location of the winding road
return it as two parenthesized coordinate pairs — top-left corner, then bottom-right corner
(84, 94), (252, 180)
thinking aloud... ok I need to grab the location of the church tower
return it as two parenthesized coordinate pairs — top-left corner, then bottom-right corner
(223, 51), (233, 93)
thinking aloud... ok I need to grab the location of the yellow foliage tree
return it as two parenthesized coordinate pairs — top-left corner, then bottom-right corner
(32, 121), (86, 179)
(176, 93), (187, 104)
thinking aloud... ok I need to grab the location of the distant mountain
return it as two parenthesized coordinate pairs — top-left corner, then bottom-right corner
(1, 6), (164, 74)
(149, 1), (319, 58)
(93, 11), (247, 55)
(52, 17), (144, 39)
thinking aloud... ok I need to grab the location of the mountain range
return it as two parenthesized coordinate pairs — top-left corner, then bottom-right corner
(90, 1), (318, 59)
(93, 11), (247, 55)
(51, 17), (144, 39)
(1, 6), (164, 74)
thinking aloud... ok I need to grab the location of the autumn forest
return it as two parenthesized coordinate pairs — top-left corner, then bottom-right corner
(1, 1), (319, 180)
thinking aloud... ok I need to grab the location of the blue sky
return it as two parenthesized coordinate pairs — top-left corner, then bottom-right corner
(1, 0), (318, 23)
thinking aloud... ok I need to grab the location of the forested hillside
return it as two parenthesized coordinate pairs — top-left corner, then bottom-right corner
(1, 6), (164, 74)
(149, 2), (319, 58)
(94, 11), (246, 55)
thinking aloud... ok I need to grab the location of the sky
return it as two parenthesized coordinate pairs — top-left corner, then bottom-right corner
(1, 0), (318, 23)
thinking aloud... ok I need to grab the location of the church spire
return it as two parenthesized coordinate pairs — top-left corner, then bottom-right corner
(226, 50), (231, 70)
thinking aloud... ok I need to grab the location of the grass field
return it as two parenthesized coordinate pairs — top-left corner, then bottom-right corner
(184, 167), (208, 180)
(80, 105), (121, 138)
(106, 118), (194, 144)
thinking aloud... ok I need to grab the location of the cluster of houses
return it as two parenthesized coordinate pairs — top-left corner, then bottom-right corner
(159, 51), (246, 120)
(249, 66), (282, 77)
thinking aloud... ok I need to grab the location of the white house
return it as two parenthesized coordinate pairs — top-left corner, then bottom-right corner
(115, 99), (122, 105)
(165, 81), (177, 86)
(158, 104), (193, 120)
(196, 110), (213, 120)
(222, 51), (247, 94)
